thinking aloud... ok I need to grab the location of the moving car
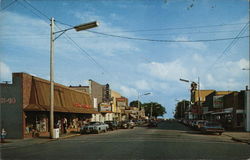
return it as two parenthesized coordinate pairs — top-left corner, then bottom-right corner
(80, 122), (109, 134)
(200, 121), (224, 135)
(105, 121), (119, 130)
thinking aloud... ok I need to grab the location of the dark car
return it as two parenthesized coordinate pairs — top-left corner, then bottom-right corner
(200, 122), (224, 135)
(148, 121), (158, 127)
(120, 121), (135, 129)
(105, 121), (119, 130)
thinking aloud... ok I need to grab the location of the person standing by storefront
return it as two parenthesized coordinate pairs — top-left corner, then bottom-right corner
(62, 117), (68, 134)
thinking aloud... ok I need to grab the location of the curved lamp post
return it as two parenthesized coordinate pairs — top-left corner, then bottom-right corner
(50, 18), (99, 138)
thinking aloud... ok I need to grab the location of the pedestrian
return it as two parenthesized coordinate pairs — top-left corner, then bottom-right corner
(1, 128), (7, 143)
(63, 117), (68, 134)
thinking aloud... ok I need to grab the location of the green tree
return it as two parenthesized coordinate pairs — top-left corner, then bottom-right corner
(129, 100), (142, 108)
(143, 102), (166, 118)
(174, 100), (189, 119)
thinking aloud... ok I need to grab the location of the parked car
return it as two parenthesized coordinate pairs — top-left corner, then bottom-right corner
(148, 121), (158, 127)
(200, 121), (224, 135)
(194, 120), (208, 130)
(121, 121), (135, 129)
(80, 122), (109, 134)
(105, 121), (119, 131)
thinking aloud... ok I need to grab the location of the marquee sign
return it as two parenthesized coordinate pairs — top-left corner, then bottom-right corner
(99, 103), (112, 112)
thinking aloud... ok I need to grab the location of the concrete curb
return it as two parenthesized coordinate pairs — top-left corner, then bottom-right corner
(231, 137), (250, 145)
(223, 133), (250, 145)
(0, 133), (82, 150)
(59, 134), (81, 139)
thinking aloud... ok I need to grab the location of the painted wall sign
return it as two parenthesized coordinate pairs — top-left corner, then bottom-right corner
(74, 103), (92, 109)
(0, 97), (17, 104)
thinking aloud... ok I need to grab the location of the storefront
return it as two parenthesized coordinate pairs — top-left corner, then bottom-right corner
(1, 73), (98, 139)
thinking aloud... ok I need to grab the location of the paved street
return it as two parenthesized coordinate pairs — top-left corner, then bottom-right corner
(1, 121), (250, 160)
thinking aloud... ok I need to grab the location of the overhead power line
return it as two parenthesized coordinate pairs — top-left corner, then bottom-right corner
(87, 30), (248, 43)
(16, 0), (50, 24)
(109, 22), (248, 33)
(13, 0), (110, 77)
(206, 21), (249, 72)
(56, 20), (247, 33)
(54, 23), (111, 76)
(0, 0), (17, 13)
(22, 0), (50, 21)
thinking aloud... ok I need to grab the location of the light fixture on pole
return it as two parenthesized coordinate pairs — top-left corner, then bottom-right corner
(137, 92), (151, 110)
(50, 18), (99, 139)
(180, 77), (200, 119)
(242, 68), (250, 70)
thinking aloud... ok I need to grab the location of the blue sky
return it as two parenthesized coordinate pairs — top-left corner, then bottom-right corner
(0, 0), (249, 118)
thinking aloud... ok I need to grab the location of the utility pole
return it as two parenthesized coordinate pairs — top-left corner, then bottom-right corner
(150, 102), (153, 119)
(50, 17), (55, 139)
(49, 17), (99, 139)
(198, 77), (200, 119)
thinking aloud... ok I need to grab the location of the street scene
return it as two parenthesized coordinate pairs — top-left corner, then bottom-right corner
(0, 0), (250, 159)
(1, 121), (250, 159)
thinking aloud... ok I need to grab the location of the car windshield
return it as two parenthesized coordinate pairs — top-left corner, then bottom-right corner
(89, 122), (99, 125)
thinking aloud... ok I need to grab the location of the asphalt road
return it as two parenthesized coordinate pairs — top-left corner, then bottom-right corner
(2, 121), (250, 160)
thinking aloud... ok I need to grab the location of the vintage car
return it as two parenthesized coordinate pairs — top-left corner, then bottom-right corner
(193, 120), (208, 130)
(121, 121), (135, 129)
(105, 121), (119, 130)
(200, 121), (224, 135)
(80, 122), (109, 134)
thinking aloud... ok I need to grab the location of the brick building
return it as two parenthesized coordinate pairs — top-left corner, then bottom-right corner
(0, 73), (97, 139)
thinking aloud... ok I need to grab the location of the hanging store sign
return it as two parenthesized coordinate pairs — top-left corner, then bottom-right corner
(99, 103), (112, 112)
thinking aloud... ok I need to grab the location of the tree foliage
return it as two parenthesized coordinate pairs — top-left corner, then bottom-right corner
(142, 102), (166, 118)
(129, 100), (142, 108)
(174, 100), (190, 119)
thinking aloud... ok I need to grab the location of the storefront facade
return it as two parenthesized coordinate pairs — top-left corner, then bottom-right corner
(0, 73), (97, 139)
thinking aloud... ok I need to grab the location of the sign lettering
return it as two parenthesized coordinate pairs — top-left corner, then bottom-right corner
(0, 97), (17, 104)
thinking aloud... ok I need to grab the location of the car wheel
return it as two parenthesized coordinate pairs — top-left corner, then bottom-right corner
(96, 129), (100, 134)
(218, 132), (222, 135)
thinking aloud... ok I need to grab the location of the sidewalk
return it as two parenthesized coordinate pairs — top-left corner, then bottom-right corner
(0, 132), (81, 149)
(223, 131), (250, 144)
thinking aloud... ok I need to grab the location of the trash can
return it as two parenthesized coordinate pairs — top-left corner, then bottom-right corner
(52, 128), (59, 139)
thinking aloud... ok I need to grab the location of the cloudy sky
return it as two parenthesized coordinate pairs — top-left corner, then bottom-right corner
(0, 0), (249, 118)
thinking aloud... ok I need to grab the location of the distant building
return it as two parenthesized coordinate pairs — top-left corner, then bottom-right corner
(190, 89), (215, 119)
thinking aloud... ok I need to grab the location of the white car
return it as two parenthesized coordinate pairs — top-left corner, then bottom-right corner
(80, 122), (109, 134)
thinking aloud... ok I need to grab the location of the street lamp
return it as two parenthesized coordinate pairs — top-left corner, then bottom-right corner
(137, 92), (151, 120)
(50, 17), (99, 138)
(137, 92), (151, 110)
(242, 68), (250, 70)
(180, 77), (200, 119)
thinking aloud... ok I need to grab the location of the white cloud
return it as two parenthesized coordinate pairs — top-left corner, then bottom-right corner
(202, 58), (249, 90)
(139, 60), (189, 81)
(170, 36), (207, 50)
(192, 53), (203, 63)
(134, 80), (150, 90)
(70, 11), (140, 56)
(0, 11), (49, 53)
(120, 85), (138, 97)
(0, 61), (12, 81)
